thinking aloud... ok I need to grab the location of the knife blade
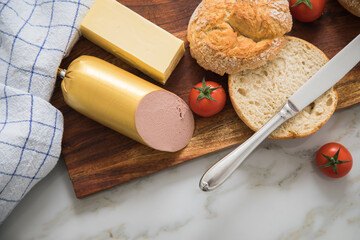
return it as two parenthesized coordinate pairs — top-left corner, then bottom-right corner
(199, 34), (360, 192)
(289, 34), (360, 111)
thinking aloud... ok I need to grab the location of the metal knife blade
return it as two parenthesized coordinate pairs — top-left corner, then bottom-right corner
(289, 34), (360, 112)
(199, 34), (360, 192)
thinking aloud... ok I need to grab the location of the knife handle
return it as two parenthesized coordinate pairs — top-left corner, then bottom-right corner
(199, 101), (298, 191)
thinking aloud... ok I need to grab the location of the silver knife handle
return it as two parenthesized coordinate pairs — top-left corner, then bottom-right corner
(199, 101), (298, 191)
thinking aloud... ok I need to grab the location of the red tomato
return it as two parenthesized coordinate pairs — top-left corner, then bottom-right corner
(289, 0), (326, 22)
(315, 142), (353, 178)
(189, 78), (226, 117)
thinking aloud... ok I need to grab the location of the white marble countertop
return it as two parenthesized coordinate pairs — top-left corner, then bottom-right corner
(1, 104), (360, 240)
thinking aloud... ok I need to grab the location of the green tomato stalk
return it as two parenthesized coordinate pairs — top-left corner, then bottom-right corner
(292, 0), (313, 9)
(319, 147), (351, 175)
(193, 78), (220, 102)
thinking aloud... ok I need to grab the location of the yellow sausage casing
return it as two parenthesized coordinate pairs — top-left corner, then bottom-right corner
(61, 56), (194, 152)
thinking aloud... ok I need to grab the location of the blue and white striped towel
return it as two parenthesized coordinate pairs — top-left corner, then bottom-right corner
(0, 0), (94, 223)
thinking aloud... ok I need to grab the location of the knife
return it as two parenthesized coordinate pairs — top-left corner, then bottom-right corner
(200, 34), (360, 191)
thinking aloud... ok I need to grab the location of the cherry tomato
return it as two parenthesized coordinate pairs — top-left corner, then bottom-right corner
(316, 142), (353, 178)
(289, 0), (326, 22)
(189, 78), (226, 117)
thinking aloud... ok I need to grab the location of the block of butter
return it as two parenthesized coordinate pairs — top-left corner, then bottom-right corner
(80, 0), (185, 84)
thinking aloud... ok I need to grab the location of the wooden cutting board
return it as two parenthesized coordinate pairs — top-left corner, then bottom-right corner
(50, 0), (360, 198)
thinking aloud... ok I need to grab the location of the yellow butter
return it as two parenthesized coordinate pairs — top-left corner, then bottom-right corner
(80, 0), (185, 84)
(61, 56), (162, 145)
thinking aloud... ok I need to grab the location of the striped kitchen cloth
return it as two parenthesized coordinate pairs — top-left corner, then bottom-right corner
(0, 0), (94, 223)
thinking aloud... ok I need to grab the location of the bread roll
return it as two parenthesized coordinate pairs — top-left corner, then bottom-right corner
(229, 36), (338, 139)
(338, 0), (360, 17)
(187, 0), (292, 75)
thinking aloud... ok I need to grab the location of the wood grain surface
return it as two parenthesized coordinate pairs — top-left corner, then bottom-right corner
(50, 0), (360, 198)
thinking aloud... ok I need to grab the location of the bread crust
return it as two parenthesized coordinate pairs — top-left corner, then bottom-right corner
(338, 0), (360, 17)
(228, 36), (338, 139)
(268, 88), (337, 139)
(187, 0), (292, 75)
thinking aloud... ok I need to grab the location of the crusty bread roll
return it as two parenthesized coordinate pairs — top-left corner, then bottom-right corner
(229, 36), (338, 139)
(338, 0), (360, 17)
(187, 0), (293, 75)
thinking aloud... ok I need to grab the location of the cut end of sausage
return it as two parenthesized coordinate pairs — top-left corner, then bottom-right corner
(135, 90), (195, 152)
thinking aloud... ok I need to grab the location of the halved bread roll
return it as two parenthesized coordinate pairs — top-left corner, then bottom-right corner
(229, 36), (338, 139)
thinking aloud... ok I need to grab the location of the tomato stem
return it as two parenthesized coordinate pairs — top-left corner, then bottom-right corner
(292, 0), (312, 9)
(319, 147), (351, 175)
(193, 78), (221, 103)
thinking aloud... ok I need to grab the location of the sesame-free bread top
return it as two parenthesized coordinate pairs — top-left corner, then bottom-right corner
(187, 0), (292, 76)
(338, 0), (360, 17)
